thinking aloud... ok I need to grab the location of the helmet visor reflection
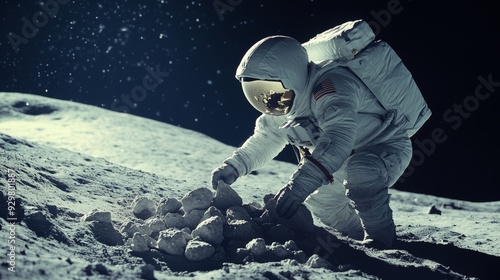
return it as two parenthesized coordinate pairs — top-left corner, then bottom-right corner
(241, 79), (295, 116)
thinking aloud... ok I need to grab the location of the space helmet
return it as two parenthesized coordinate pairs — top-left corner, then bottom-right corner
(240, 77), (295, 116)
(235, 35), (309, 116)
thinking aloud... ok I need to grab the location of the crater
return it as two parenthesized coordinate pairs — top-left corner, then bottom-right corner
(12, 101), (58, 115)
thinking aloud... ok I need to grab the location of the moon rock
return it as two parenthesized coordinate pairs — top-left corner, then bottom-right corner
(157, 228), (192, 256)
(192, 216), (224, 245)
(213, 180), (243, 210)
(129, 232), (151, 253)
(245, 238), (267, 256)
(184, 239), (216, 261)
(183, 209), (206, 230)
(80, 209), (112, 223)
(200, 206), (224, 224)
(163, 212), (185, 229)
(181, 187), (213, 213)
(132, 197), (157, 220)
(226, 206), (251, 222)
(156, 197), (182, 215)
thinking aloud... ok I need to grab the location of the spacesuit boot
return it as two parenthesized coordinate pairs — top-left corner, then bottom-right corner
(348, 187), (396, 248)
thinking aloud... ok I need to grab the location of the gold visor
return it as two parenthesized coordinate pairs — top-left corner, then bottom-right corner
(241, 79), (295, 116)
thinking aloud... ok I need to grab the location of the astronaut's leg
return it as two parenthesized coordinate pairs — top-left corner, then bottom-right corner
(344, 137), (412, 248)
(305, 161), (364, 240)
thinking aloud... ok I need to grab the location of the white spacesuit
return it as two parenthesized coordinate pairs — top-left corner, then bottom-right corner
(212, 22), (431, 248)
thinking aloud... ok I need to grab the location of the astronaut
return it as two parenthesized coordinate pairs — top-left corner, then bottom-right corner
(211, 34), (424, 248)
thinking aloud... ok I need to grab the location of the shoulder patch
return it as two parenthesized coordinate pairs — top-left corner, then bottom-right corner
(312, 79), (336, 100)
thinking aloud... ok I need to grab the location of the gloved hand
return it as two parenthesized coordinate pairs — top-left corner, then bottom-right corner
(211, 163), (239, 189)
(274, 182), (311, 219)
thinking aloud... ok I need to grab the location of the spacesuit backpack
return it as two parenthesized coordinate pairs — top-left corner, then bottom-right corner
(302, 20), (432, 137)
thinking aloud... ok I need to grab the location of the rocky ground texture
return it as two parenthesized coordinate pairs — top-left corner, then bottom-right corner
(1, 93), (498, 279)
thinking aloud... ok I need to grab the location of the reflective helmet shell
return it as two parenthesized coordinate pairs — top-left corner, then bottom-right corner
(241, 78), (295, 116)
(235, 35), (309, 116)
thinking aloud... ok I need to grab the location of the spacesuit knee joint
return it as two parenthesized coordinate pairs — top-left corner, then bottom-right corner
(344, 153), (388, 196)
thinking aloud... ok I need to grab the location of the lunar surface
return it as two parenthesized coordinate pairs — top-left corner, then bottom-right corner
(1, 92), (498, 279)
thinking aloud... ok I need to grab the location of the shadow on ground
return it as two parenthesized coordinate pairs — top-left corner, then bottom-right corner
(300, 227), (498, 280)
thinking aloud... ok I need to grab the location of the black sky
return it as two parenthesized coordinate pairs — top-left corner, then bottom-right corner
(1, 0), (499, 201)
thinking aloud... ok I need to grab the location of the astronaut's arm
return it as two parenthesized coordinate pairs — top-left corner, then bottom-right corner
(224, 114), (289, 177)
(292, 78), (359, 187)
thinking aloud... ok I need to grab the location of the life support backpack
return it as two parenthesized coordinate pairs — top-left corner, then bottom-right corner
(302, 20), (431, 137)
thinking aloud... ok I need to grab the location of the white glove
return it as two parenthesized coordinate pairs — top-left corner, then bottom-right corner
(211, 163), (239, 189)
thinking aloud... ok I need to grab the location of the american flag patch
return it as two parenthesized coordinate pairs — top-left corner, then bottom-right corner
(313, 79), (336, 100)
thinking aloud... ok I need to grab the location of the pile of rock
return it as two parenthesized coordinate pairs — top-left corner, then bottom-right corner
(82, 181), (322, 265)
